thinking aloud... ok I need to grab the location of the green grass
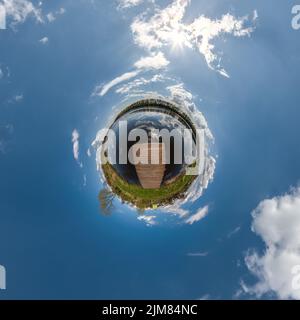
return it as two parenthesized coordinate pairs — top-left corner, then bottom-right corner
(102, 163), (196, 209)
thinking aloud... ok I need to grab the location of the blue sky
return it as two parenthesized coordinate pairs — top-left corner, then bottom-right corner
(1, 0), (300, 299)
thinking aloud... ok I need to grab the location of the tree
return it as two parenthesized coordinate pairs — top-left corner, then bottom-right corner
(137, 207), (146, 216)
(98, 189), (115, 216)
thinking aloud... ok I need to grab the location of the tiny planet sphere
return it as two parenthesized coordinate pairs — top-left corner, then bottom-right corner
(100, 98), (199, 210)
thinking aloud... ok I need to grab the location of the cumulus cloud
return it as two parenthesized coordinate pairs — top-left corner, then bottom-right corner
(185, 205), (209, 225)
(134, 52), (169, 70)
(243, 187), (300, 299)
(131, 0), (257, 76)
(72, 129), (82, 167)
(39, 36), (48, 44)
(3, 0), (43, 26)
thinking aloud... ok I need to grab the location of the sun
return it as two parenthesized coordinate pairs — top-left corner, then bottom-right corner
(169, 30), (187, 50)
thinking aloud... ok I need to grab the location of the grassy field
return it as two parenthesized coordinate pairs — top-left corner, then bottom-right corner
(102, 163), (196, 209)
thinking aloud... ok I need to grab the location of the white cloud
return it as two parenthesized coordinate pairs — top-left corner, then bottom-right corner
(2, 1), (65, 28)
(87, 148), (92, 157)
(14, 94), (23, 102)
(72, 129), (81, 166)
(134, 52), (170, 70)
(131, 0), (188, 49)
(8, 93), (23, 103)
(161, 199), (190, 217)
(58, 8), (65, 15)
(185, 205), (209, 225)
(96, 52), (169, 97)
(167, 83), (193, 103)
(93, 70), (140, 97)
(115, 74), (165, 95)
(253, 10), (258, 21)
(46, 12), (55, 22)
(118, 0), (143, 10)
(198, 294), (211, 300)
(131, 0), (257, 76)
(227, 226), (241, 239)
(39, 36), (48, 44)
(0, 5), (5, 29)
(137, 215), (156, 226)
(243, 187), (300, 300)
(95, 53), (169, 97)
(3, 0), (43, 26)
(46, 7), (65, 23)
(0, 66), (10, 79)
